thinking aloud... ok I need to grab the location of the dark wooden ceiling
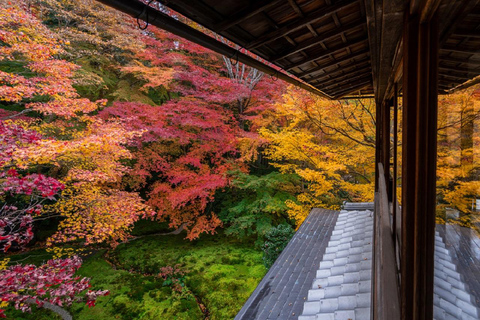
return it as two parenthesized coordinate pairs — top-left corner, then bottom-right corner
(161, 0), (372, 98)
(158, 0), (479, 99)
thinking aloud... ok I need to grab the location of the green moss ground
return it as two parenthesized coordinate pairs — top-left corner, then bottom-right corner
(3, 226), (266, 320)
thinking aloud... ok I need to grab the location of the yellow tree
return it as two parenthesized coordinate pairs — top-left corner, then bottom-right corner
(261, 86), (375, 225)
(437, 85), (480, 227)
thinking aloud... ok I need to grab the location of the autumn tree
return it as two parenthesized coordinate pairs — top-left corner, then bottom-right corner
(437, 85), (480, 226)
(261, 86), (375, 225)
(0, 2), (151, 248)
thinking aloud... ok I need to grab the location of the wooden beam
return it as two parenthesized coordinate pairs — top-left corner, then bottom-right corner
(438, 74), (471, 83)
(438, 0), (480, 45)
(376, 0), (406, 103)
(213, 0), (284, 32)
(296, 49), (370, 78)
(439, 64), (480, 73)
(318, 73), (371, 91)
(440, 46), (480, 54)
(286, 37), (368, 70)
(310, 61), (371, 84)
(331, 80), (371, 98)
(312, 64), (371, 86)
(245, 0), (358, 50)
(439, 71), (478, 81)
(288, 0), (304, 17)
(271, 21), (366, 61)
(439, 55), (480, 66)
(400, 9), (438, 320)
(363, 0), (380, 99)
(453, 29), (480, 38)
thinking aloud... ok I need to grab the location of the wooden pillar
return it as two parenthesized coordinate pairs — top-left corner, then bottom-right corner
(401, 8), (438, 320)
(375, 100), (382, 192)
(381, 101), (391, 198)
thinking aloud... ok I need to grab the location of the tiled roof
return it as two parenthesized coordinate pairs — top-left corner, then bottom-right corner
(298, 209), (373, 320)
(235, 208), (338, 320)
(433, 229), (480, 320)
(236, 203), (480, 320)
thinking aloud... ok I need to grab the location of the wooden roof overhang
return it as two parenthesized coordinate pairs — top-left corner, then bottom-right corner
(96, 0), (479, 102)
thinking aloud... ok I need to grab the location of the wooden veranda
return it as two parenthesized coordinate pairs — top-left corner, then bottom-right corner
(94, 0), (480, 319)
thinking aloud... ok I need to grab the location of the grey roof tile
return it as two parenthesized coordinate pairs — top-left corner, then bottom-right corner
(354, 308), (371, 320)
(298, 316), (316, 320)
(356, 293), (371, 308)
(333, 257), (349, 266)
(303, 301), (321, 315)
(338, 296), (356, 309)
(435, 286), (457, 305)
(308, 289), (325, 301)
(343, 272), (360, 283)
(333, 310), (355, 320)
(325, 247), (339, 254)
(439, 298), (462, 318)
(455, 299), (478, 318)
(434, 305), (446, 320)
(447, 276), (465, 290)
(451, 287), (472, 303)
(435, 276), (453, 291)
(319, 298), (339, 312)
(459, 312), (479, 320)
(341, 283), (360, 295)
(316, 269), (332, 279)
(443, 267), (461, 281)
(320, 261), (335, 270)
(324, 286), (342, 298)
(331, 266), (347, 275)
(315, 314), (335, 320)
(323, 253), (337, 261)
(358, 280), (371, 293)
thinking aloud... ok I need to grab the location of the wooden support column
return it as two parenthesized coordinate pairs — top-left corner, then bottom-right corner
(401, 8), (438, 320)
(375, 100), (382, 192)
(382, 100), (393, 202)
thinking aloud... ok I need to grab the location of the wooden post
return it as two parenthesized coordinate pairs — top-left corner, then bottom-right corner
(375, 100), (382, 192)
(382, 100), (391, 199)
(401, 8), (438, 320)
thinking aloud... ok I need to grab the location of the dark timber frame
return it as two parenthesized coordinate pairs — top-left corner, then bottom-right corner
(94, 0), (480, 319)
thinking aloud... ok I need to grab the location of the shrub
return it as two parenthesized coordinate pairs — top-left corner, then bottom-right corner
(261, 224), (294, 268)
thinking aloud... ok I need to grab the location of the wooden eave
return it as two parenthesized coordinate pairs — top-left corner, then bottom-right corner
(96, 0), (480, 100)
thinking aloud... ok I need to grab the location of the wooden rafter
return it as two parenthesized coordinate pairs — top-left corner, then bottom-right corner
(310, 60), (370, 82)
(453, 29), (480, 38)
(318, 73), (371, 91)
(332, 81), (371, 98)
(440, 46), (480, 54)
(213, 0), (284, 32)
(271, 21), (366, 62)
(286, 37), (368, 70)
(245, 0), (359, 50)
(439, 55), (480, 65)
(438, 74), (471, 83)
(439, 69), (480, 78)
(288, 0), (304, 17)
(296, 49), (370, 78)
(439, 64), (480, 73)
(312, 65), (371, 87)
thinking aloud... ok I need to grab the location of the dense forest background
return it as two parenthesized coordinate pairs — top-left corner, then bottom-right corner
(0, 0), (478, 319)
